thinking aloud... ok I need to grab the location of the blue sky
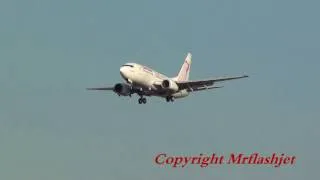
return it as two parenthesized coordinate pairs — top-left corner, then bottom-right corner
(1, 0), (319, 179)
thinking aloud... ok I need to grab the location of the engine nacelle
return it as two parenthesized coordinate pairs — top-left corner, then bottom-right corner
(161, 79), (179, 92)
(113, 83), (132, 96)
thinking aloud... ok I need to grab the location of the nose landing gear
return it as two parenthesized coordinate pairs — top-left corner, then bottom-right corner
(138, 97), (147, 104)
(166, 96), (174, 102)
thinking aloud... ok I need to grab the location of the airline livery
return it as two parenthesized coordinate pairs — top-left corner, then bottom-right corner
(87, 53), (248, 104)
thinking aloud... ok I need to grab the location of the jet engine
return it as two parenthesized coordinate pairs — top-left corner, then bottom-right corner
(161, 79), (179, 92)
(113, 83), (132, 96)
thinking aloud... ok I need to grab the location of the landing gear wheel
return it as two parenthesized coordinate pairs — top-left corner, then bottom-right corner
(142, 98), (147, 104)
(138, 98), (142, 104)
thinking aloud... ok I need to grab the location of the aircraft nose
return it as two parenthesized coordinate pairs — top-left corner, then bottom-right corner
(120, 66), (127, 78)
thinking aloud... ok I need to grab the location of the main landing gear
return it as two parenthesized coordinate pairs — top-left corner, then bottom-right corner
(138, 97), (147, 104)
(166, 96), (174, 102)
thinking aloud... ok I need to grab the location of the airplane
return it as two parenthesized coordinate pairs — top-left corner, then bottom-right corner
(87, 53), (248, 104)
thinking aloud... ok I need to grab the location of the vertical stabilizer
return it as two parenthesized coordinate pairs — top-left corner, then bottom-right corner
(175, 53), (192, 81)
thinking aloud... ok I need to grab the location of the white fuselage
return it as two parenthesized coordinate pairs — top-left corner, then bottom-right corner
(119, 63), (189, 98)
(120, 63), (166, 87)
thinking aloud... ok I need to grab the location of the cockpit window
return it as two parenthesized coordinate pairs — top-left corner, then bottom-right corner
(122, 64), (134, 68)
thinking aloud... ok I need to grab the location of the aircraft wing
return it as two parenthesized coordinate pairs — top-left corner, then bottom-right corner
(86, 85), (153, 96)
(186, 86), (223, 92)
(86, 87), (114, 90)
(177, 75), (248, 91)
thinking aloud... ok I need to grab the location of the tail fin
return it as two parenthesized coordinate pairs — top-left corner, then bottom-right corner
(175, 52), (192, 81)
